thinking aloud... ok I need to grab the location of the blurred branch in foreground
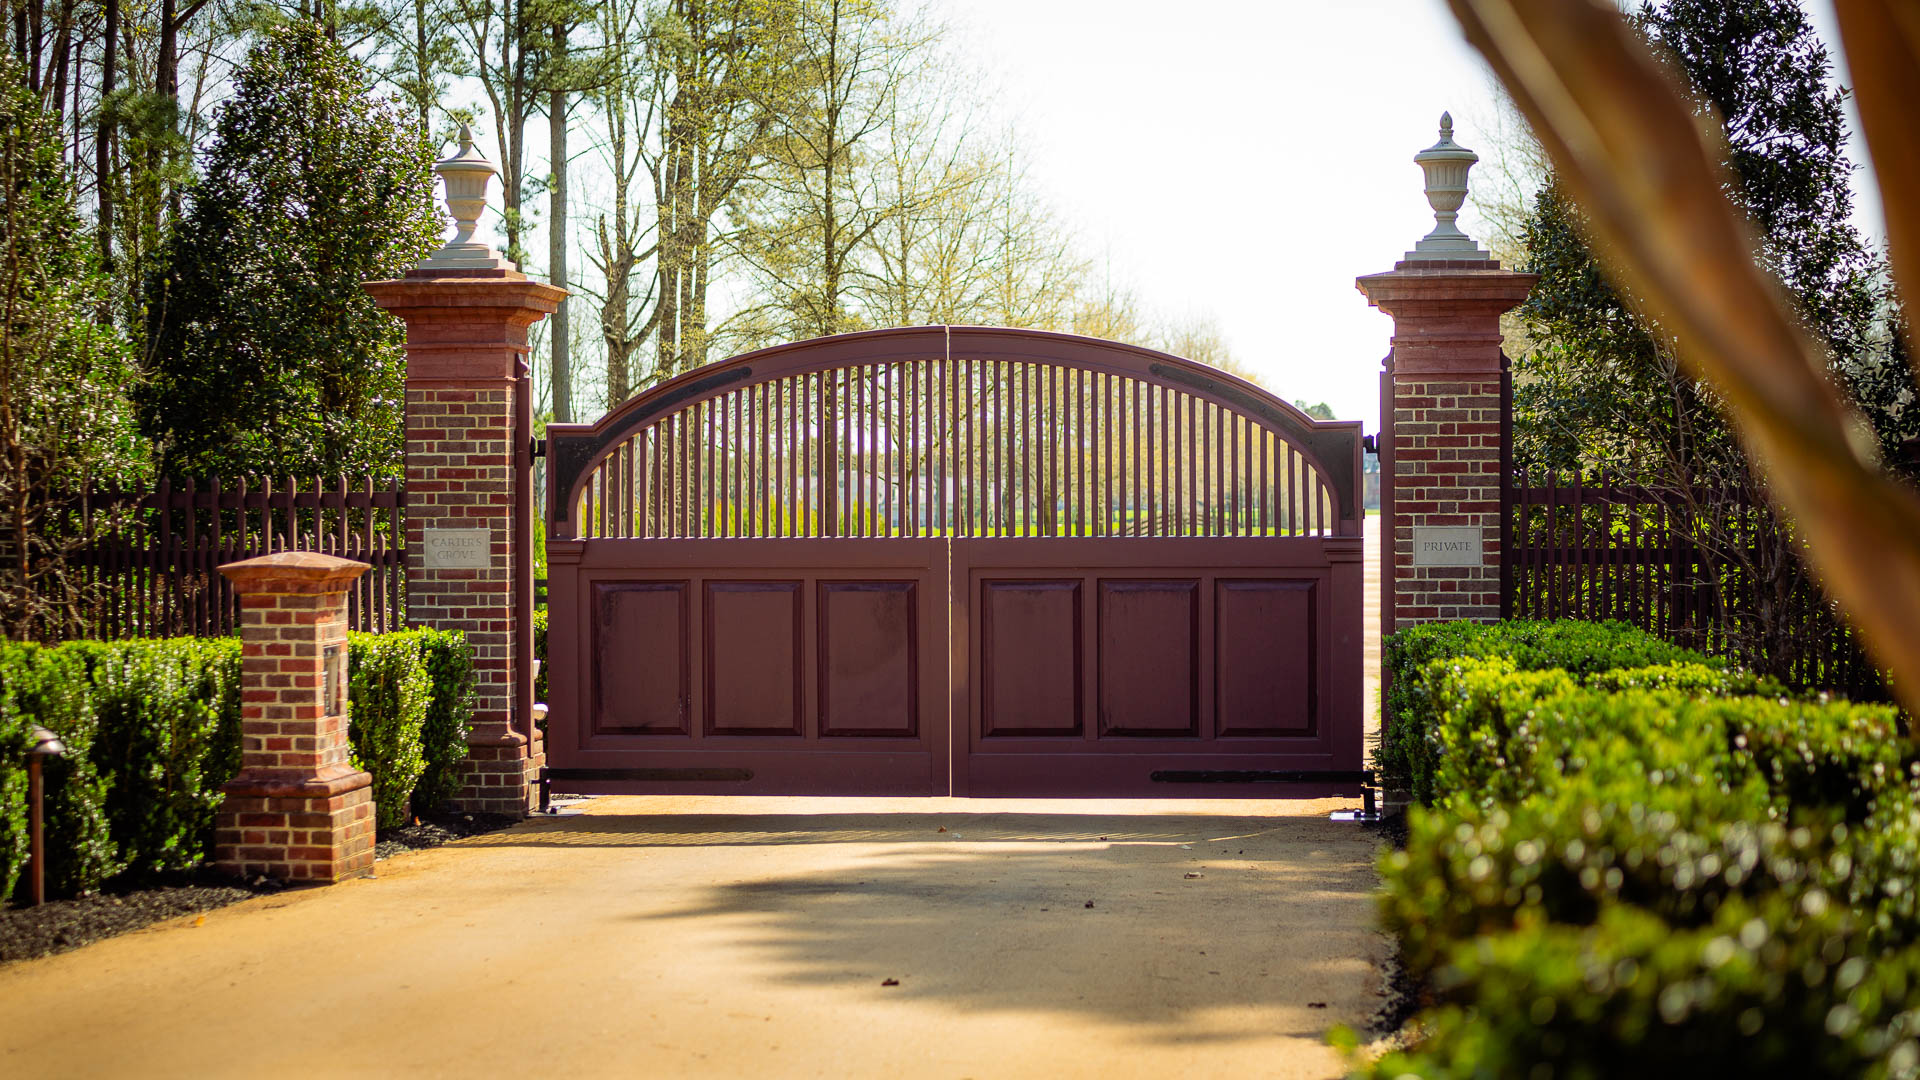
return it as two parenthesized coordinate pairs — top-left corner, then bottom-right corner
(1447, 0), (1920, 720)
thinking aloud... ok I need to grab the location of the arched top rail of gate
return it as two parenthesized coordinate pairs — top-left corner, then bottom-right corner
(545, 326), (1363, 542)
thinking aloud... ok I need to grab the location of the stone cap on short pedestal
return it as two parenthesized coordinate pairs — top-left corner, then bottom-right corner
(218, 551), (370, 594)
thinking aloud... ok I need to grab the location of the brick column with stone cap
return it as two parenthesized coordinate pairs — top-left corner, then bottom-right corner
(364, 126), (563, 815)
(215, 551), (375, 883)
(1356, 113), (1535, 634)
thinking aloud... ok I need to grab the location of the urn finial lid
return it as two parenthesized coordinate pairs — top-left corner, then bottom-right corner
(1406, 111), (1490, 263)
(416, 124), (518, 273)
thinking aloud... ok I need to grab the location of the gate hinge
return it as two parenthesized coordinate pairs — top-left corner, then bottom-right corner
(530, 437), (547, 460)
(1362, 434), (1378, 455)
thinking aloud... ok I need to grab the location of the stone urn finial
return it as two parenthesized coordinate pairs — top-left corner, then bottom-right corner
(417, 124), (517, 272)
(1406, 111), (1490, 262)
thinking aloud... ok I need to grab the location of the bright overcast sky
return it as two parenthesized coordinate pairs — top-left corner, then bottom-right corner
(933, 0), (1877, 433)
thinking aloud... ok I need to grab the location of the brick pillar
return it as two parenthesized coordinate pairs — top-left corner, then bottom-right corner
(216, 552), (374, 883)
(366, 131), (564, 815)
(363, 272), (563, 814)
(1357, 261), (1533, 629)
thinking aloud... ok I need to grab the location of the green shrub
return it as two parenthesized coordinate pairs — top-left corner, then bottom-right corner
(347, 634), (431, 830)
(411, 628), (473, 815)
(1371, 619), (1920, 1074)
(1, 628), (475, 900)
(532, 606), (548, 704)
(1382, 689), (1916, 973)
(1379, 620), (1728, 801)
(1383, 789), (1866, 980)
(0, 643), (120, 897)
(0, 649), (44, 900)
(85, 637), (244, 880)
(1418, 662), (1823, 811)
(1363, 897), (1920, 1079)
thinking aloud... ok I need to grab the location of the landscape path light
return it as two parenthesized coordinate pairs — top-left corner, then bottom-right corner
(25, 723), (67, 906)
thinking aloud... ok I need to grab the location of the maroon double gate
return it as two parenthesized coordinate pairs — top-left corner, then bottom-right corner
(544, 327), (1365, 798)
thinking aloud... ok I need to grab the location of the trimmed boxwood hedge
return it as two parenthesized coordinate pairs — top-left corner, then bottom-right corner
(0, 629), (474, 902)
(1378, 619), (1721, 804)
(1360, 618), (1920, 1078)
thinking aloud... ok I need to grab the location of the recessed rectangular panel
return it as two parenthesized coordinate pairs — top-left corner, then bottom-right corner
(981, 579), (1082, 737)
(593, 582), (689, 735)
(1215, 579), (1316, 736)
(705, 581), (803, 736)
(1098, 580), (1198, 737)
(819, 581), (919, 737)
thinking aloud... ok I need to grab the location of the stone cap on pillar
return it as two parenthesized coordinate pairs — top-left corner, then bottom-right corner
(219, 551), (370, 594)
(1355, 266), (1536, 376)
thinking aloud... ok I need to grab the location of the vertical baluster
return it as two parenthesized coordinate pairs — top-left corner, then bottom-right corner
(781, 379), (793, 538)
(184, 475), (202, 633)
(1012, 362), (1024, 535)
(868, 364), (878, 538)
(1136, 379), (1148, 537)
(757, 381), (769, 538)
(1166, 393), (1177, 536)
(1543, 468), (1559, 614)
(1200, 401), (1212, 536)
(833, 368), (845, 536)
(364, 477), (379, 631)
(254, 475), (269, 556)
(1075, 365), (1090, 534)
(675, 407), (688, 538)
(668, 407), (683, 538)
(963, 357), (975, 534)
(902, 360), (912, 537)
(852, 367), (860, 534)
(985, 362), (996, 533)
(1097, 372), (1109, 537)
(1056, 366), (1066, 535)
(1252, 429), (1263, 535)
(620, 442), (630, 538)
(1029, 363), (1040, 535)
(654, 421), (666, 538)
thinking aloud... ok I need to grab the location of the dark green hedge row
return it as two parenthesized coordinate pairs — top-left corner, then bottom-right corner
(1361, 620), (1920, 1078)
(0, 629), (472, 902)
(1378, 619), (1732, 804)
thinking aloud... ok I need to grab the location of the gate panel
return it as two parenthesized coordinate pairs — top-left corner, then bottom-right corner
(546, 538), (948, 795)
(1098, 580), (1198, 737)
(1216, 580), (1317, 736)
(544, 327), (1367, 800)
(951, 536), (1364, 797)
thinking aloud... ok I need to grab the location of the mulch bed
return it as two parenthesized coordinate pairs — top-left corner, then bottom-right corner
(0, 809), (523, 966)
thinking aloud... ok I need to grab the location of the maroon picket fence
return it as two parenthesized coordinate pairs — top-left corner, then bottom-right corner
(1502, 468), (1886, 700)
(46, 476), (407, 641)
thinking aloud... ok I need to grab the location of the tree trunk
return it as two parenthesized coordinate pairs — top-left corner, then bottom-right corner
(413, 0), (431, 131)
(95, 0), (116, 275)
(548, 22), (570, 423)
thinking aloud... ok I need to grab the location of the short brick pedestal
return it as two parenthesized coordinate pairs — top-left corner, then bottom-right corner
(1357, 260), (1534, 632)
(215, 552), (375, 882)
